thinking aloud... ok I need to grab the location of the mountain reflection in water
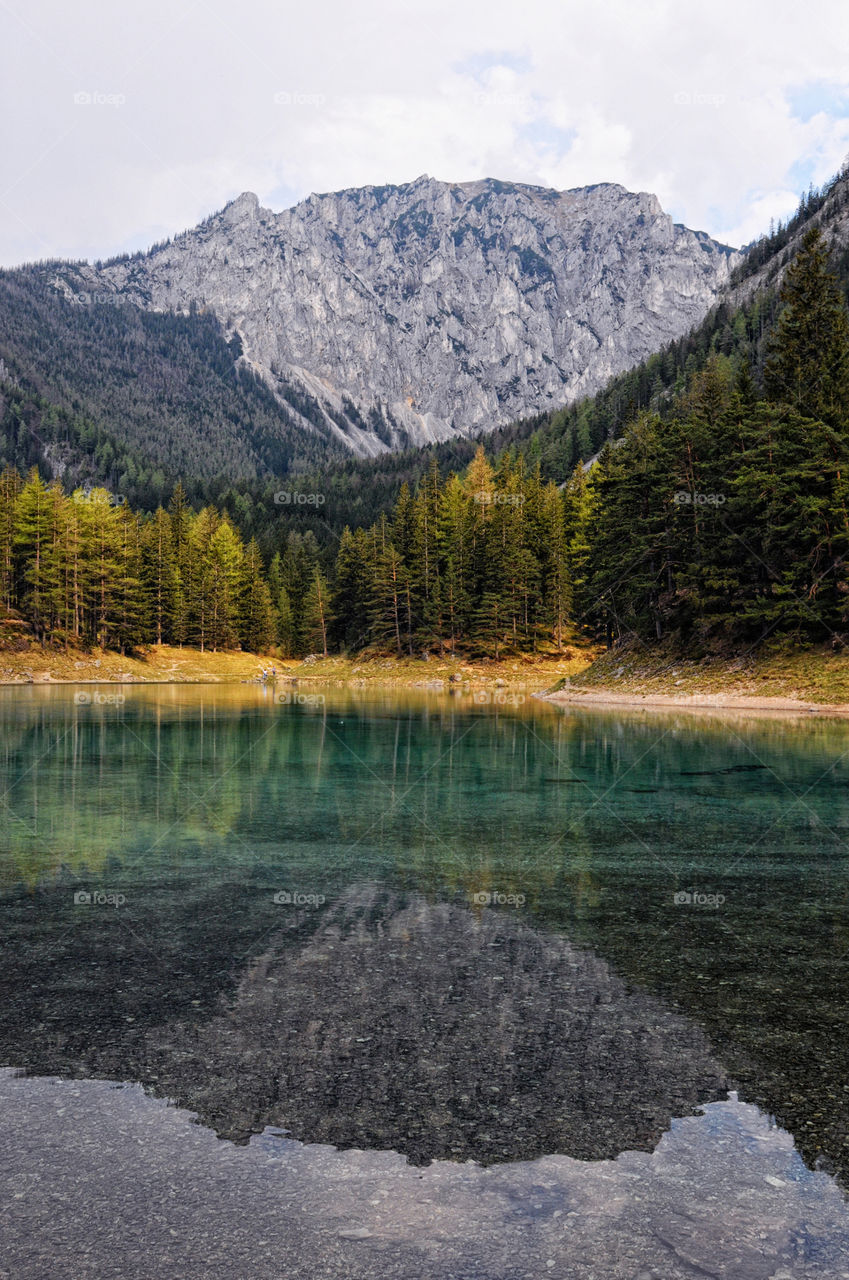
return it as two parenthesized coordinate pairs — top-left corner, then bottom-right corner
(141, 885), (730, 1162)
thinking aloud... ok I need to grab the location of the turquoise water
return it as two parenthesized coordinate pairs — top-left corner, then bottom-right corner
(2, 683), (849, 1275)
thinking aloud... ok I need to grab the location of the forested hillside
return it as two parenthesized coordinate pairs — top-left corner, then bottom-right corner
(303, 164), (849, 526)
(0, 268), (347, 497)
(568, 227), (849, 652)
(4, 172), (849, 663)
(0, 453), (570, 658)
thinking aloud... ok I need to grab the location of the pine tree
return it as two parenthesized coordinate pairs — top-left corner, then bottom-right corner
(563, 464), (597, 636)
(0, 466), (22, 611)
(278, 531), (321, 654)
(268, 551), (297, 655)
(332, 527), (373, 651)
(14, 469), (55, 641)
(539, 481), (569, 651)
(411, 459), (443, 651)
(240, 538), (275, 652)
(185, 506), (219, 651)
(113, 502), (146, 653)
(765, 227), (849, 427)
(303, 565), (331, 657)
(437, 473), (473, 652)
(275, 585), (296, 656)
(140, 508), (178, 645)
(167, 482), (192, 646)
(207, 517), (245, 651)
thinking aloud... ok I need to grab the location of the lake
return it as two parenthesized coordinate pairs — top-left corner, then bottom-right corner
(2, 682), (849, 1278)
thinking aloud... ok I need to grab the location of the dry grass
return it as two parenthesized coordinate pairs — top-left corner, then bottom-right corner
(0, 631), (598, 693)
(0, 642), (289, 685)
(563, 638), (849, 705)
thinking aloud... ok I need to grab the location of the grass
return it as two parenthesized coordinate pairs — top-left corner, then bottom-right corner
(0, 639), (285, 685)
(6, 617), (849, 706)
(291, 648), (597, 693)
(0, 627), (598, 693)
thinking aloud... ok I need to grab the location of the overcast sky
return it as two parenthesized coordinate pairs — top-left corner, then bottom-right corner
(2, 0), (849, 267)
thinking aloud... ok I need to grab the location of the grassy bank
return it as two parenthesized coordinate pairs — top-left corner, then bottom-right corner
(548, 639), (849, 708)
(7, 630), (849, 709)
(0, 638), (596, 692)
(0, 643), (282, 685)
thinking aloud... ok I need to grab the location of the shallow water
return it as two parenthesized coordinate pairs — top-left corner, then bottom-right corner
(2, 682), (849, 1276)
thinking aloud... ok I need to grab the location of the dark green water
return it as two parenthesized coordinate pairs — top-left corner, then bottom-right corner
(2, 682), (849, 1193)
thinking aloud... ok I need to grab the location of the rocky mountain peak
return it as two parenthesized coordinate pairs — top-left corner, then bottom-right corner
(48, 177), (741, 457)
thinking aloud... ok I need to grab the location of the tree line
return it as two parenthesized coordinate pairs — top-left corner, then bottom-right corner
(0, 476), (279, 653)
(0, 452), (570, 658)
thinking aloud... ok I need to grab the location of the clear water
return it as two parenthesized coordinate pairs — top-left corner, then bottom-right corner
(2, 682), (849, 1277)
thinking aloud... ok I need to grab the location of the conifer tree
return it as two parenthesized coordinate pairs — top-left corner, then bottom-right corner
(75, 489), (124, 650)
(332, 526), (373, 651)
(267, 551), (297, 655)
(412, 459), (443, 650)
(765, 227), (849, 427)
(0, 466), (22, 611)
(140, 508), (178, 645)
(303, 565), (331, 657)
(13, 469), (53, 640)
(438, 473), (473, 652)
(240, 538), (275, 652)
(185, 506), (220, 651)
(207, 517), (245, 651)
(113, 502), (146, 653)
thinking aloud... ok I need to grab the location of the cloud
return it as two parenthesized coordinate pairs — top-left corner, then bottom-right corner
(1, 0), (849, 264)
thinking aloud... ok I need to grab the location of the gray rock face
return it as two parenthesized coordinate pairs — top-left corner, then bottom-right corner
(54, 176), (739, 456)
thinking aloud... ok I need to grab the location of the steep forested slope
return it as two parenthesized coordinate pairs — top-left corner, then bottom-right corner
(0, 268), (346, 497)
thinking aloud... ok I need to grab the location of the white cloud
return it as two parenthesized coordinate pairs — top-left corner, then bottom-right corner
(1, 0), (849, 264)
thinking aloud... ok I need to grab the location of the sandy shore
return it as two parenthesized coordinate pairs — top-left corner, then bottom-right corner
(543, 686), (849, 717)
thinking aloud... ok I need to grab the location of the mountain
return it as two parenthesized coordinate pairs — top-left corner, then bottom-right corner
(444, 164), (849, 489)
(4, 176), (739, 472)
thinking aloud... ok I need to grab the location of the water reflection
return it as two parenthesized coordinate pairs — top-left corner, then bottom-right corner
(1, 683), (849, 1188)
(142, 885), (731, 1162)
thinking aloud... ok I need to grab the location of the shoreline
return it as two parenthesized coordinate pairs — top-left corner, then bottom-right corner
(542, 686), (849, 717)
(0, 644), (592, 694)
(6, 644), (849, 717)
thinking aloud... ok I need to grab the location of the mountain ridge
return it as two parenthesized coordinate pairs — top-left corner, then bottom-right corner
(38, 174), (739, 458)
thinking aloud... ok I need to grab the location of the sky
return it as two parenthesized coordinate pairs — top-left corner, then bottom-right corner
(2, 0), (849, 266)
